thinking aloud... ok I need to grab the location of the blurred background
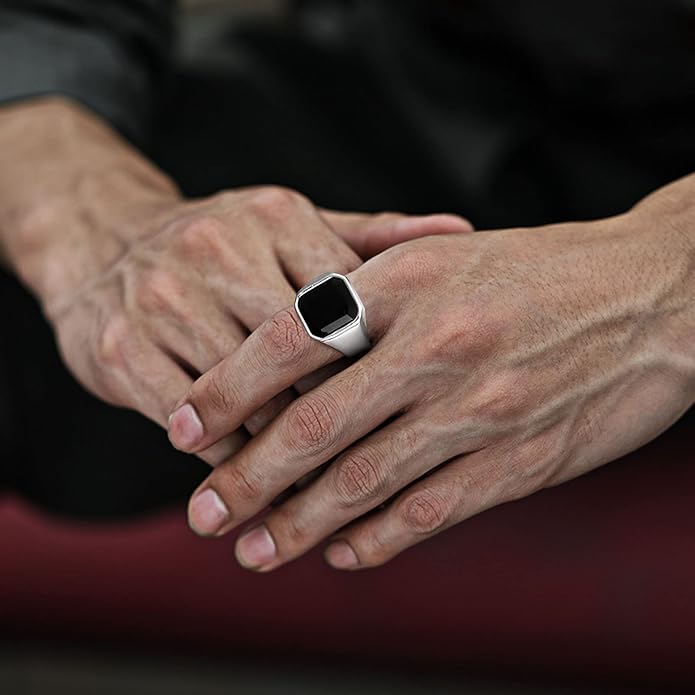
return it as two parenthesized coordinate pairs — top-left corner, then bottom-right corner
(2, 0), (695, 693)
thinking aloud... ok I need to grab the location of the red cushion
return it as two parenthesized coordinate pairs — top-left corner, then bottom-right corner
(2, 409), (694, 687)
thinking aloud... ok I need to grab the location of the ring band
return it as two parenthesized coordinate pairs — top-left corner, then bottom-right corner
(295, 273), (371, 357)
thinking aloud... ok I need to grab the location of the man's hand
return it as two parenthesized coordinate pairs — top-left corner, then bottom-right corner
(170, 177), (695, 569)
(0, 97), (472, 466)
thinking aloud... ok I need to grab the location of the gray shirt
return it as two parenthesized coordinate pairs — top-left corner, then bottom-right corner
(0, 0), (174, 142)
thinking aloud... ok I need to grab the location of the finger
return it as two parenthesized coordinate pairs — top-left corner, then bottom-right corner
(214, 266), (296, 448)
(216, 267), (300, 440)
(203, 374), (297, 465)
(132, 345), (250, 466)
(268, 462), (331, 507)
(99, 331), (195, 430)
(147, 302), (248, 374)
(276, 208), (361, 287)
(195, 431), (249, 467)
(322, 211), (474, 259)
(216, 254), (299, 332)
(86, 314), (250, 469)
(152, 260), (341, 457)
(264, 364), (347, 506)
(186, 348), (413, 538)
(323, 448), (513, 570)
(142, 294), (262, 465)
(161, 260), (298, 453)
(246, 369), (360, 503)
(245, 360), (345, 446)
(291, 355), (346, 390)
(233, 411), (453, 570)
(200, 398), (285, 466)
(168, 263), (395, 453)
(176, 350), (340, 468)
(243, 388), (295, 435)
(127, 262), (254, 373)
(227, 270), (343, 439)
(166, 308), (324, 452)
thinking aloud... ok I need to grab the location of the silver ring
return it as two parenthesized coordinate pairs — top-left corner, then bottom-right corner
(295, 273), (371, 357)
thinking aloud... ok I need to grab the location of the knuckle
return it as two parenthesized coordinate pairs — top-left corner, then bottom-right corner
(469, 309), (508, 353)
(333, 452), (384, 509)
(382, 237), (443, 286)
(400, 489), (452, 535)
(136, 268), (182, 314)
(245, 186), (306, 222)
(423, 304), (506, 365)
(95, 312), (132, 368)
(473, 371), (529, 422)
(573, 407), (601, 449)
(224, 465), (263, 505)
(499, 460), (542, 503)
(179, 215), (227, 257)
(359, 529), (395, 568)
(210, 189), (237, 208)
(199, 371), (235, 415)
(398, 425), (420, 454)
(412, 312), (463, 366)
(274, 509), (312, 550)
(511, 431), (570, 492)
(373, 212), (404, 225)
(261, 309), (306, 366)
(286, 395), (340, 451)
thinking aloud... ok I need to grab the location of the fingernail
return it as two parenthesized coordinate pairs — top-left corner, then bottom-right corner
(168, 403), (203, 450)
(188, 488), (229, 536)
(236, 525), (277, 569)
(325, 540), (359, 570)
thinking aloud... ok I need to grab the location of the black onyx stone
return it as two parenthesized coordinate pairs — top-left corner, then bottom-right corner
(298, 277), (358, 337)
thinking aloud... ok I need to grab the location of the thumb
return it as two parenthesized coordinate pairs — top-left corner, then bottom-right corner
(321, 210), (474, 259)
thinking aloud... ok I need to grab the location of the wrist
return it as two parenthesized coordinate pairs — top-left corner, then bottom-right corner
(623, 178), (695, 403)
(0, 97), (180, 304)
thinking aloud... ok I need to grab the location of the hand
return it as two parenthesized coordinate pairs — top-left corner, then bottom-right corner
(49, 191), (473, 466)
(0, 98), (472, 467)
(169, 182), (695, 569)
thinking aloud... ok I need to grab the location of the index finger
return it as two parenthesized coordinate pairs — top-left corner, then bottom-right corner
(167, 307), (337, 453)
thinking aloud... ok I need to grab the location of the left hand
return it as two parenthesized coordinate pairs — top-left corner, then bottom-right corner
(169, 198), (695, 570)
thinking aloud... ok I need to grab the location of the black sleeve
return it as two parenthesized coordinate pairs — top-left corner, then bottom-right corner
(0, 0), (176, 143)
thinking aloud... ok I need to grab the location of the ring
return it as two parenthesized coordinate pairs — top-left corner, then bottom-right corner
(295, 273), (371, 356)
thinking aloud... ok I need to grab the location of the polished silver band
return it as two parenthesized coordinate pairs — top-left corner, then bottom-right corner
(295, 273), (371, 357)
(321, 312), (370, 356)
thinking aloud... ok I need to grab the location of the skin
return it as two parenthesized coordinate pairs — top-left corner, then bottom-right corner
(0, 97), (472, 466)
(170, 175), (695, 571)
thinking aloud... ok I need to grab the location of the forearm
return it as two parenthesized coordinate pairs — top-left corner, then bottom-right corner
(0, 97), (180, 306)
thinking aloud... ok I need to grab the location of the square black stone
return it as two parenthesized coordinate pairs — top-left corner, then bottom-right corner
(298, 276), (359, 337)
